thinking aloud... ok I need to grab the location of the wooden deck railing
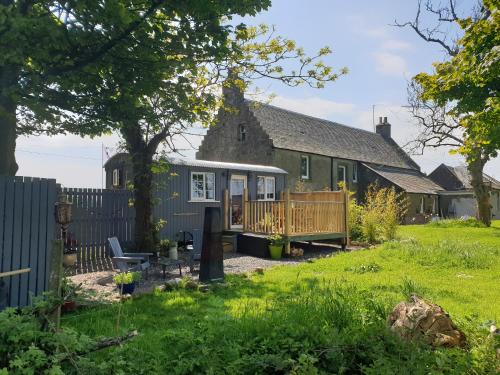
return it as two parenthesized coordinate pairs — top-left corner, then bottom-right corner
(242, 189), (348, 237)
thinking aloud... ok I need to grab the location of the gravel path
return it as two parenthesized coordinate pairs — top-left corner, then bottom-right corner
(70, 245), (359, 303)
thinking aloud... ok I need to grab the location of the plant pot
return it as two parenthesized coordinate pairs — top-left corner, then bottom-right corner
(117, 282), (136, 294)
(269, 245), (283, 260)
(62, 300), (77, 313)
(169, 246), (178, 260)
(63, 252), (77, 267)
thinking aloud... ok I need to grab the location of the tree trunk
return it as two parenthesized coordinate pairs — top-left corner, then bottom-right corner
(0, 66), (19, 176)
(131, 152), (156, 251)
(468, 157), (491, 226)
(120, 122), (156, 252)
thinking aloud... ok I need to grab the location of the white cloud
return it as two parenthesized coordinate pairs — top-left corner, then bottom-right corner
(381, 39), (413, 51)
(271, 96), (355, 119)
(373, 51), (409, 77)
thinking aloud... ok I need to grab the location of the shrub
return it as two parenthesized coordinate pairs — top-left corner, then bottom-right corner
(362, 185), (409, 243)
(347, 192), (364, 241)
(113, 271), (141, 285)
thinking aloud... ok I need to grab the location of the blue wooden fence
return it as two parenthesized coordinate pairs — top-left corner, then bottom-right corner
(0, 176), (58, 309)
(62, 188), (134, 274)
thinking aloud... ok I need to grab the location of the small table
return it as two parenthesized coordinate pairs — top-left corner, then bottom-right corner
(157, 256), (184, 279)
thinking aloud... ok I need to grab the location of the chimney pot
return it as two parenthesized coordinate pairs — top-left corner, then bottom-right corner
(375, 116), (391, 139)
(379, 116), (383, 124)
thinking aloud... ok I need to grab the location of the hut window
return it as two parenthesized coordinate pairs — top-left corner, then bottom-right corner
(112, 169), (121, 187)
(300, 155), (310, 180)
(257, 176), (275, 200)
(238, 124), (246, 141)
(337, 165), (346, 188)
(352, 163), (358, 182)
(191, 172), (216, 201)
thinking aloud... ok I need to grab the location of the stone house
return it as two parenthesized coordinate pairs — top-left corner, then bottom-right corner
(197, 86), (442, 223)
(429, 164), (500, 219)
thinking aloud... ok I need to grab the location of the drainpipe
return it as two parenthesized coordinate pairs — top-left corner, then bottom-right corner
(330, 158), (334, 191)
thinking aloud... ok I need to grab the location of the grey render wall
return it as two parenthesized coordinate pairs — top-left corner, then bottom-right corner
(273, 149), (359, 193)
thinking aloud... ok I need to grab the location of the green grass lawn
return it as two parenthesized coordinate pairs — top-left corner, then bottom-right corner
(63, 221), (500, 374)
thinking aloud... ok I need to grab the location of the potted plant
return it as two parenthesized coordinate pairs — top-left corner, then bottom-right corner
(267, 234), (285, 260)
(61, 278), (81, 313)
(113, 271), (141, 294)
(169, 240), (178, 260)
(158, 239), (170, 257)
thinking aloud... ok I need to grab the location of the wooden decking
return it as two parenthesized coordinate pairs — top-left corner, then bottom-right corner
(241, 189), (349, 251)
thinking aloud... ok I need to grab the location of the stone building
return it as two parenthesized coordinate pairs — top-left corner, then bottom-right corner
(197, 86), (442, 223)
(429, 164), (500, 219)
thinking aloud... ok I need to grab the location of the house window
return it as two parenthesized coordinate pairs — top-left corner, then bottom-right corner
(352, 163), (358, 183)
(112, 169), (121, 187)
(190, 172), (215, 201)
(337, 165), (346, 187)
(257, 176), (275, 200)
(238, 124), (246, 141)
(300, 155), (310, 180)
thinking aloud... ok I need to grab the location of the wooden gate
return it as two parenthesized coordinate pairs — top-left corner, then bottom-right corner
(62, 188), (134, 274)
(0, 176), (58, 308)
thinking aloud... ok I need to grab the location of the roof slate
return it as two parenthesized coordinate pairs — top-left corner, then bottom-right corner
(446, 165), (500, 190)
(247, 101), (420, 170)
(363, 163), (443, 194)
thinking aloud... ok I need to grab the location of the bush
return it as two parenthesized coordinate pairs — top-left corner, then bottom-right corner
(362, 185), (409, 243)
(0, 295), (98, 374)
(347, 192), (364, 241)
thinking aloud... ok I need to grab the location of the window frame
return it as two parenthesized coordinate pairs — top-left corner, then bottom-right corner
(337, 165), (347, 186)
(352, 163), (358, 183)
(112, 169), (120, 187)
(257, 176), (276, 201)
(190, 171), (216, 202)
(300, 155), (310, 180)
(238, 124), (247, 142)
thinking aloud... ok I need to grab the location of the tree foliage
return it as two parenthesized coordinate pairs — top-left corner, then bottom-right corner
(398, 0), (499, 226)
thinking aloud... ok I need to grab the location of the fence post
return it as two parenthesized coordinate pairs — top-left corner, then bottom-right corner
(242, 188), (248, 232)
(223, 189), (229, 231)
(48, 239), (63, 328)
(284, 189), (291, 254)
(343, 190), (350, 248)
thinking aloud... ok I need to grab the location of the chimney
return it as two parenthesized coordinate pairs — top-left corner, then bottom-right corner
(222, 68), (244, 106)
(376, 116), (391, 139)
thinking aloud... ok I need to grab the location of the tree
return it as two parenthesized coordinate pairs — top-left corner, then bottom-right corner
(396, 0), (499, 225)
(81, 23), (346, 251)
(0, 0), (271, 176)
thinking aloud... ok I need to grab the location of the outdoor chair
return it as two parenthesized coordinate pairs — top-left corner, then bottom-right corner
(108, 237), (153, 277)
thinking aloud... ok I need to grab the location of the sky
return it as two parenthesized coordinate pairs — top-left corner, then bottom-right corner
(16, 0), (499, 188)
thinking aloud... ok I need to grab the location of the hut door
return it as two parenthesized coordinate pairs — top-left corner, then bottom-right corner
(230, 175), (247, 229)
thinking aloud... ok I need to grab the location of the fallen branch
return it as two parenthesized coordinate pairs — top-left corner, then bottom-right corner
(92, 330), (139, 352)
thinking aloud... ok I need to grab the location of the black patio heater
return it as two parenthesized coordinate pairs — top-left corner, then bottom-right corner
(199, 207), (224, 282)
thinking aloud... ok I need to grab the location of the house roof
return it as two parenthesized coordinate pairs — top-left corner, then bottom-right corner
(363, 163), (443, 194)
(247, 101), (420, 171)
(444, 165), (500, 190)
(167, 158), (287, 174)
(104, 153), (287, 174)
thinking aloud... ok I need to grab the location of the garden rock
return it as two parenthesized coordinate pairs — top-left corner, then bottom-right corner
(388, 295), (466, 347)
